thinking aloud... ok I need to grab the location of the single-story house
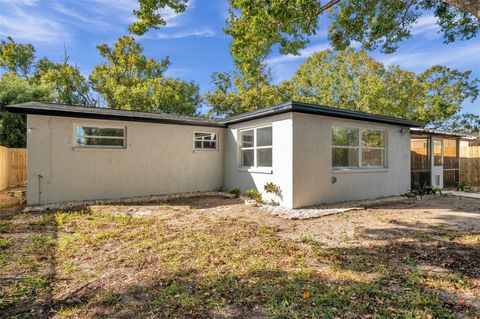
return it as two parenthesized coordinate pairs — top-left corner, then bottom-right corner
(410, 128), (480, 189)
(7, 101), (423, 208)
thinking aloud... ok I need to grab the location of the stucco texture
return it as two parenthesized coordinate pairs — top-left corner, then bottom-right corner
(292, 113), (411, 208)
(27, 115), (224, 205)
(223, 113), (294, 208)
(26, 112), (411, 208)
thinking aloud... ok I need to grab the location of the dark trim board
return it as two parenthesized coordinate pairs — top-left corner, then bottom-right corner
(7, 101), (425, 128)
(7, 102), (226, 128)
(224, 101), (423, 127)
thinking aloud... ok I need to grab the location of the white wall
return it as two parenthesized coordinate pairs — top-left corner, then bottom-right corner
(224, 113), (294, 207)
(27, 115), (224, 205)
(292, 113), (411, 208)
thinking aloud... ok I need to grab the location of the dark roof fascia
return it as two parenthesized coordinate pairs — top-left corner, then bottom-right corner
(7, 100), (425, 128)
(7, 103), (226, 128)
(223, 101), (293, 125)
(225, 101), (424, 128)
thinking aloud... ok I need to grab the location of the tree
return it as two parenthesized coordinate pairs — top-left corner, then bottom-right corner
(128, 0), (188, 35)
(0, 72), (54, 147)
(205, 71), (288, 116)
(207, 49), (479, 123)
(287, 50), (478, 123)
(431, 113), (480, 133)
(0, 37), (35, 79)
(224, 0), (479, 80)
(90, 36), (201, 115)
(0, 37), (94, 147)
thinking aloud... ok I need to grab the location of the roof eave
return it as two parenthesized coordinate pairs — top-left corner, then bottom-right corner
(225, 101), (424, 128)
(7, 104), (226, 128)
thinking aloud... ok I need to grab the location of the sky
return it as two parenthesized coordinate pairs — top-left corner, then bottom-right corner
(0, 0), (479, 115)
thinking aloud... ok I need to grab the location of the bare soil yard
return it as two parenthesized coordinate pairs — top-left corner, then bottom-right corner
(0, 195), (479, 318)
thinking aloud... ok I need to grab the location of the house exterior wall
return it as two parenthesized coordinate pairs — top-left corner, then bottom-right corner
(292, 113), (411, 208)
(26, 115), (225, 205)
(224, 113), (294, 208)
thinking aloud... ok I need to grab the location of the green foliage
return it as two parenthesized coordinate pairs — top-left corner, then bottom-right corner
(230, 188), (241, 198)
(0, 38), (93, 147)
(264, 182), (280, 194)
(226, 0), (321, 80)
(286, 49), (478, 123)
(254, 192), (263, 203)
(417, 182), (442, 198)
(90, 36), (201, 115)
(226, 0), (479, 73)
(431, 113), (480, 134)
(205, 71), (287, 116)
(0, 37), (35, 78)
(455, 181), (472, 192)
(208, 49), (478, 123)
(128, 0), (188, 35)
(246, 189), (256, 200)
(33, 57), (95, 106)
(0, 72), (54, 147)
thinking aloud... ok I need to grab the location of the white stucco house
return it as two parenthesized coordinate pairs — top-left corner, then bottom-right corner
(7, 101), (423, 208)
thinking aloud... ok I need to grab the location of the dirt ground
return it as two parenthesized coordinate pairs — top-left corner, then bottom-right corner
(97, 194), (480, 248)
(1, 194), (479, 318)
(0, 187), (25, 209)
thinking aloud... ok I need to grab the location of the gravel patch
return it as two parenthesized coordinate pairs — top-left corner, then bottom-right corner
(265, 195), (413, 220)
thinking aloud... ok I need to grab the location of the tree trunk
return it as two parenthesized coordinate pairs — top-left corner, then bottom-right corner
(442, 0), (480, 18)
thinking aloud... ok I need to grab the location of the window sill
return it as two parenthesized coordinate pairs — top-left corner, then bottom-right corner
(333, 168), (389, 174)
(73, 146), (126, 150)
(238, 167), (273, 174)
(193, 148), (219, 152)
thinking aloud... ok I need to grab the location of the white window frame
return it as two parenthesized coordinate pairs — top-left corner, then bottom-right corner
(193, 132), (218, 151)
(239, 125), (273, 169)
(74, 124), (126, 149)
(332, 125), (387, 170)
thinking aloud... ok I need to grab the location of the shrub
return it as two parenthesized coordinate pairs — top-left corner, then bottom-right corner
(264, 182), (280, 194)
(246, 189), (256, 200)
(254, 192), (263, 203)
(455, 181), (472, 192)
(230, 188), (241, 198)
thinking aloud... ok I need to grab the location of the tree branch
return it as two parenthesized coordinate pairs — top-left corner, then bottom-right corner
(442, 0), (480, 18)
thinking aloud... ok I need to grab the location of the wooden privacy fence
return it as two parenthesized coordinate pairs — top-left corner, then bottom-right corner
(0, 146), (27, 191)
(460, 141), (480, 186)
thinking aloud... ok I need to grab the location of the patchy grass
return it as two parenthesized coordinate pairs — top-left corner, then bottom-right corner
(1, 196), (479, 318)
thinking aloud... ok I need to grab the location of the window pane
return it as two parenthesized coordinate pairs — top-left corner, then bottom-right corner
(195, 132), (216, 141)
(433, 140), (442, 166)
(332, 127), (359, 146)
(240, 130), (254, 147)
(362, 148), (384, 167)
(194, 141), (202, 148)
(203, 141), (216, 149)
(257, 126), (272, 147)
(241, 149), (254, 167)
(82, 127), (124, 137)
(82, 137), (124, 146)
(332, 148), (359, 167)
(257, 148), (272, 167)
(362, 129), (384, 148)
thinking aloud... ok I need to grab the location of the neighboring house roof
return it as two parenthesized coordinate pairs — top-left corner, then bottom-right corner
(411, 128), (480, 141)
(7, 100), (424, 128)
